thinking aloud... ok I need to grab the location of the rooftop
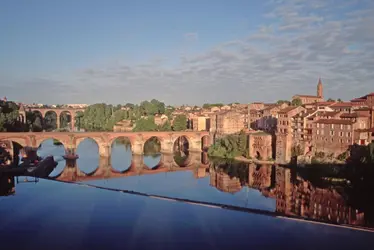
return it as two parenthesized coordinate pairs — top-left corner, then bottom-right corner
(314, 119), (354, 125)
(278, 106), (298, 114)
(293, 94), (321, 98)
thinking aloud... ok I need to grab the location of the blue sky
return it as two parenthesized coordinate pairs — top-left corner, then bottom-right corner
(1, 0), (373, 105)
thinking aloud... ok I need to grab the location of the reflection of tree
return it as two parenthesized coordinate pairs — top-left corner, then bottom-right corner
(114, 137), (131, 151)
(214, 160), (249, 185)
(174, 151), (189, 167)
(144, 137), (161, 156)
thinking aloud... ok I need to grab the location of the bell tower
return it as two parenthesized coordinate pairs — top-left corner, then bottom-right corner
(317, 78), (323, 98)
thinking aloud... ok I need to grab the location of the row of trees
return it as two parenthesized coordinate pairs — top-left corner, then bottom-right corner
(76, 100), (186, 132)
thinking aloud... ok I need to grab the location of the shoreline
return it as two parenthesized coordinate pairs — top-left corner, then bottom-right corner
(234, 156), (275, 165)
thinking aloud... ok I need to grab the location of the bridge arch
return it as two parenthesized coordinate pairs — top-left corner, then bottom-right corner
(43, 110), (58, 131)
(172, 134), (193, 152)
(75, 137), (100, 174)
(110, 136), (132, 172)
(58, 110), (72, 130)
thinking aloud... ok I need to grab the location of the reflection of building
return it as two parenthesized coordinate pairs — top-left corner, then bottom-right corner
(274, 166), (364, 225)
(248, 164), (272, 190)
(0, 175), (15, 196)
(209, 167), (242, 194)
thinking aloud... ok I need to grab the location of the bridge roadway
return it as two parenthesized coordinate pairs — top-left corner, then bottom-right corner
(0, 131), (212, 157)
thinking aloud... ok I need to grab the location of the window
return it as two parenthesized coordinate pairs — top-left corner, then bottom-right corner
(321, 130), (324, 135)
(340, 124), (343, 129)
(347, 132), (351, 137)
(321, 124), (324, 128)
(340, 139), (343, 143)
(347, 125), (351, 130)
(331, 138), (334, 142)
(330, 131), (335, 136)
(317, 130), (320, 135)
(317, 123), (320, 128)
(331, 124), (334, 129)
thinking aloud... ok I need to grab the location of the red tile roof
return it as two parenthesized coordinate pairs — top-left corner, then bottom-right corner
(330, 102), (354, 107)
(279, 106), (298, 114)
(293, 94), (321, 98)
(315, 101), (336, 106)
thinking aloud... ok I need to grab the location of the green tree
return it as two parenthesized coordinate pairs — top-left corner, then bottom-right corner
(277, 100), (291, 105)
(158, 121), (172, 131)
(133, 117), (157, 132)
(291, 98), (302, 106)
(75, 111), (84, 131)
(172, 115), (187, 131)
(237, 130), (247, 155)
(327, 98), (335, 102)
(337, 98), (343, 102)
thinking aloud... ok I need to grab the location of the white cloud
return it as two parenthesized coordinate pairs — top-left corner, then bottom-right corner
(4, 0), (374, 105)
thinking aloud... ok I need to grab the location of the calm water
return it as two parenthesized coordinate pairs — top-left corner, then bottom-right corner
(1, 138), (374, 250)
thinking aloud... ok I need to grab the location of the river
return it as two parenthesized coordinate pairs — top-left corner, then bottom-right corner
(0, 138), (374, 249)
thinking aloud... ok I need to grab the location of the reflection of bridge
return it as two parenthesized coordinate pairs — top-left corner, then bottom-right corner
(18, 107), (85, 129)
(0, 131), (212, 157)
(54, 152), (210, 182)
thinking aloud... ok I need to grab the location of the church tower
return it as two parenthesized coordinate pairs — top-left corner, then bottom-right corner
(317, 78), (323, 98)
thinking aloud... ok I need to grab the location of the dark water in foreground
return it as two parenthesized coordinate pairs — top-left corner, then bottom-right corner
(1, 139), (374, 250)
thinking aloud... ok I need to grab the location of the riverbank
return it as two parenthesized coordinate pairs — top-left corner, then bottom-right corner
(234, 156), (275, 165)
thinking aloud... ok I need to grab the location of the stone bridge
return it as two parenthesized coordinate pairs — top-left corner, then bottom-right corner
(0, 131), (212, 157)
(55, 152), (210, 182)
(19, 107), (85, 129)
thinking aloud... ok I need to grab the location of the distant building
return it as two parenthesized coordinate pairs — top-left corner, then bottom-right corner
(216, 110), (248, 135)
(292, 78), (324, 104)
(154, 114), (168, 126)
(113, 120), (133, 132)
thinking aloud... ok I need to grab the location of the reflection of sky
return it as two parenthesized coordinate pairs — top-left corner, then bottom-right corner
(37, 139), (66, 177)
(38, 140), (275, 211)
(0, 179), (372, 250)
(76, 139), (99, 174)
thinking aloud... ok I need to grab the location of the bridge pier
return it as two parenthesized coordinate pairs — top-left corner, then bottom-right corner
(99, 144), (111, 158)
(131, 154), (145, 173)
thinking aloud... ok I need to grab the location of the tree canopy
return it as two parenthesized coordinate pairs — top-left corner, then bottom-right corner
(208, 131), (248, 158)
(172, 115), (187, 131)
(277, 100), (291, 105)
(202, 103), (224, 109)
(291, 98), (302, 106)
(0, 101), (23, 132)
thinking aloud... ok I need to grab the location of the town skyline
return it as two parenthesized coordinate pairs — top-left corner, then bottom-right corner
(1, 0), (373, 104)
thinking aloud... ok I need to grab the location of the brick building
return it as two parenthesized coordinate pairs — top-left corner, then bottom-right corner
(292, 78), (324, 105)
(216, 110), (248, 135)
